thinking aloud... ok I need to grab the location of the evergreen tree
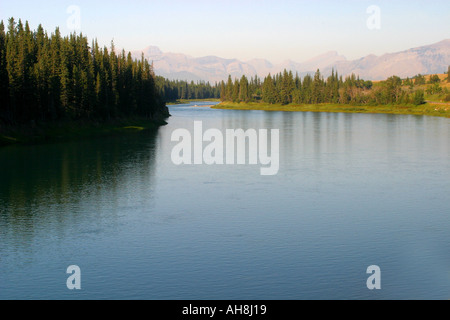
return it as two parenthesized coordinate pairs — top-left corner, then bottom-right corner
(226, 75), (233, 101)
(232, 78), (240, 103)
(262, 74), (276, 104)
(153, 77), (221, 102)
(447, 66), (450, 83)
(294, 72), (301, 90)
(239, 75), (249, 103)
(34, 24), (50, 120)
(311, 69), (324, 104)
(279, 69), (294, 105)
(302, 74), (312, 104)
(0, 21), (9, 122)
(0, 18), (167, 126)
(220, 81), (226, 101)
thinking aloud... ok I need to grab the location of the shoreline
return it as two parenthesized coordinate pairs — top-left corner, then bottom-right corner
(167, 99), (221, 106)
(212, 102), (450, 118)
(191, 104), (214, 108)
(0, 116), (169, 147)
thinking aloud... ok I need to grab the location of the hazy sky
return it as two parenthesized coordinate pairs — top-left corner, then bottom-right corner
(1, 0), (449, 63)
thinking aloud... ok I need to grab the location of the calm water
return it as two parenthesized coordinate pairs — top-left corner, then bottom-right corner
(0, 102), (449, 300)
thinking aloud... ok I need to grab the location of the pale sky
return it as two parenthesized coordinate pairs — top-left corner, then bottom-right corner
(0, 0), (449, 63)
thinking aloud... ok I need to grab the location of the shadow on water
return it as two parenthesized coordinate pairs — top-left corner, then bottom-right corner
(0, 129), (160, 256)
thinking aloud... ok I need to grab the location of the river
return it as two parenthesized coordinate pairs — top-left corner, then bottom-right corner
(0, 101), (449, 299)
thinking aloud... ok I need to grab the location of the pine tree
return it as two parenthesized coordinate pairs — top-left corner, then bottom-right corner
(220, 81), (226, 101)
(279, 69), (294, 105)
(239, 75), (249, 103)
(312, 69), (324, 104)
(0, 21), (9, 122)
(48, 27), (62, 119)
(60, 39), (72, 115)
(34, 24), (50, 120)
(302, 74), (312, 104)
(0, 18), (167, 125)
(226, 75), (233, 102)
(294, 72), (301, 90)
(232, 78), (240, 103)
(262, 74), (276, 104)
(21, 20), (38, 121)
(5, 18), (18, 121)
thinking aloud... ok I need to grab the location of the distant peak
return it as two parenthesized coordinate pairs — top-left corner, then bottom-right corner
(143, 46), (163, 56)
(433, 39), (450, 45)
(306, 51), (346, 62)
(323, 50), (340, 56)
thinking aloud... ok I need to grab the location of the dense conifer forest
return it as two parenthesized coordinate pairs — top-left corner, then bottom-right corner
(0, 18), (168, 126)
(155, 77), (221, 102)
(218, 69), (434, 106)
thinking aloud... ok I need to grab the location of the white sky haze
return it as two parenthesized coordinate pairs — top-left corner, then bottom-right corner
(0, 0), (449, 63)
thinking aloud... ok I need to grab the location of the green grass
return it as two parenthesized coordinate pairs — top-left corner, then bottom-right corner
(0, 134), (18, 146)
(0, 117), (168, 147)
(167, 98), (221, 105)
(425, 93), (449, 103)
(117, 126), (146, 132)
(213, 101), (450, 118)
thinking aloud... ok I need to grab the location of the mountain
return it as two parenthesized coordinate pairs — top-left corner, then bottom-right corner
(133, 46), (347, 82)
(134, 40), (450, 82)
(245, 59), (274, 76)
(296, 51), (347, 72)
(322, 40), (450, 80)
(136, 47), (258, 82)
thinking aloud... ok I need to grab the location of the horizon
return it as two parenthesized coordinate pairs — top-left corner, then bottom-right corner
(0, 16), (448, 68)
(138, 39), (450, 66)
(0, 0), (449, 64)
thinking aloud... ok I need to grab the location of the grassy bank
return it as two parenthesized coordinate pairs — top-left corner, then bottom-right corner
(0, 117), (168, 147)
(167, 98), (221, 105)
(213, 101), (450, 118)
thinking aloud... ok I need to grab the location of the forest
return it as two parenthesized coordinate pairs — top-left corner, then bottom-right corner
(155, 77), (221, 102)
(0, 18), (168, 127)
(219, 69), (450, 106)
(1, 18), (448, 130)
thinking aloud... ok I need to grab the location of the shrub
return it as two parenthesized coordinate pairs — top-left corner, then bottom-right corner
(428, 75), (441, 84)
(413, 90), (425, 105)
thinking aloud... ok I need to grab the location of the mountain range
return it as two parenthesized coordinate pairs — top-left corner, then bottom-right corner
(133, 40), (450, 83)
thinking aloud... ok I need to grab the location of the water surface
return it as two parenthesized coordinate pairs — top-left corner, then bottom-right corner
(0, 102), (449, 299)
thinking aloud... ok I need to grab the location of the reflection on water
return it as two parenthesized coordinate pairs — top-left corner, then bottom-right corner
(0, 102), (449, 300)
(0, 130), (159, 294)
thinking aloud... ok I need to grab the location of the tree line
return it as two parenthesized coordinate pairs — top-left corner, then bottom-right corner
(0, 18), (168, 126)
(155, 77), (220, 102)
(218, 69), (450, 106)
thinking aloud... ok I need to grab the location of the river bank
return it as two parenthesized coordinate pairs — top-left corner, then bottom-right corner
(0, 116), (168, 147)
(213, 101), (450, 118)
(167, 99), (221, 105)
